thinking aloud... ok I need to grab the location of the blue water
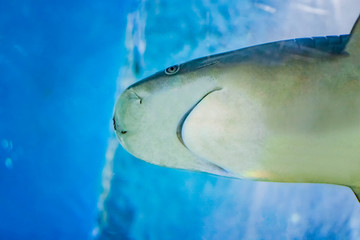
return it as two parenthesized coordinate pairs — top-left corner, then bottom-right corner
(0, 1), (129, 239)
(1, 0), (360, 239)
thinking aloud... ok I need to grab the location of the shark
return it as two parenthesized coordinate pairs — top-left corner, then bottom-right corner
(113, 15), (360, 203)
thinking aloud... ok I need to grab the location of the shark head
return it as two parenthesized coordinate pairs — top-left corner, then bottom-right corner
(112, 62), (230, 174)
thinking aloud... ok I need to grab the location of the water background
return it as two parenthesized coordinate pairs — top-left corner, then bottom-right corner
(1, 1), (129, 239)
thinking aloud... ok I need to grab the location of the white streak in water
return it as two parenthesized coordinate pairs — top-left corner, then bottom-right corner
(295, 3), (329, 15)
(255, 3), (277, 14)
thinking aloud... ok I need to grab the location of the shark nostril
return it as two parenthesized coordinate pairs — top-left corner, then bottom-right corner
(121, 130), (127, 134)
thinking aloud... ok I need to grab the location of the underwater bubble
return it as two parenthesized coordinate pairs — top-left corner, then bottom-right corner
(290, 212), (301, 224)
(91, 227), (99, 237)
(1, 139), (13, 151)
(5, 158), (13, 169)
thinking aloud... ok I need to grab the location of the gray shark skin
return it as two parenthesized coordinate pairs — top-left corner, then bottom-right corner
(113, 15), (360, 202)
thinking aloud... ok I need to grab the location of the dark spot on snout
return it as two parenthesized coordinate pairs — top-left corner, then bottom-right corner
(121, 130), (127, 134)
(113, 116), (117, 131)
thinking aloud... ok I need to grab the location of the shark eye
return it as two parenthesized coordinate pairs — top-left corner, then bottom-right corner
(165, 65), (180, 75)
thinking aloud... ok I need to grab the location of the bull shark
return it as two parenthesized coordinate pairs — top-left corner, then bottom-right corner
(113, 15), (360, 203)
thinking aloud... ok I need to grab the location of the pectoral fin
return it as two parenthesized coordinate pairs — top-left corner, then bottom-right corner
(351, 186), (360, 203)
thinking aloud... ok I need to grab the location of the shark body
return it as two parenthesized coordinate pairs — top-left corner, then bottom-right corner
(113, 15), (360, 202)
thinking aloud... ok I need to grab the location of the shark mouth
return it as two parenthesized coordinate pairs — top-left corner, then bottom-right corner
(176, 87), (231, 175)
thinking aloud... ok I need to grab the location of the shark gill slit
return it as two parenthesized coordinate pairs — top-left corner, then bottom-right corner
(176, 87), (222, 146)
(175, 87), (231, 174)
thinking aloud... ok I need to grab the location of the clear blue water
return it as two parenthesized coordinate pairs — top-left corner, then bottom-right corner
(1, 0), (360, 239)
(0, 1), (129, 239)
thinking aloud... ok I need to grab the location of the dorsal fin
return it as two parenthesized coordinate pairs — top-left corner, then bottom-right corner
(345, 14), (360, 53)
